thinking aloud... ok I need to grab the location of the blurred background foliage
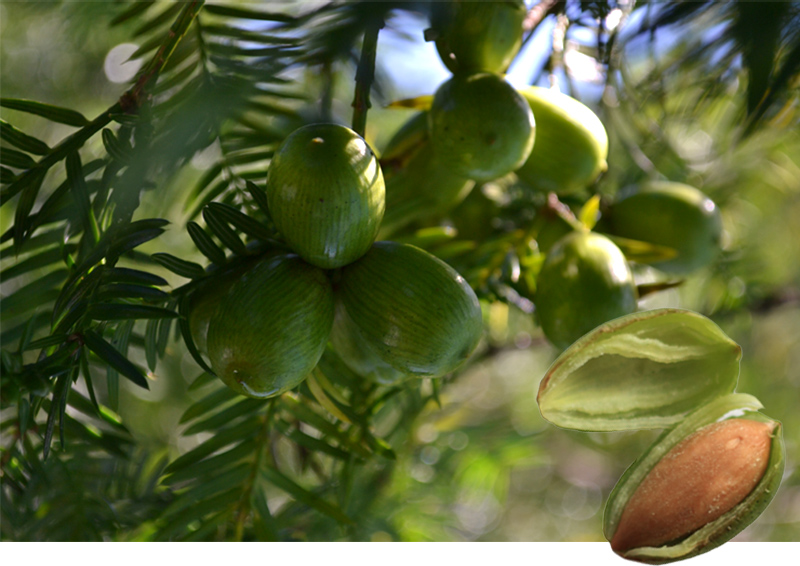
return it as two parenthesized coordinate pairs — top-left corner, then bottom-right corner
(1, 0), (799, 543)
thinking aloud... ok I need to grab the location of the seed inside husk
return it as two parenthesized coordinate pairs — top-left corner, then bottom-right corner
(610, 418), (775, 554)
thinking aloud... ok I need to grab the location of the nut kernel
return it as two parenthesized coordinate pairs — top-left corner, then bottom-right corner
(610, 418), (775, 554)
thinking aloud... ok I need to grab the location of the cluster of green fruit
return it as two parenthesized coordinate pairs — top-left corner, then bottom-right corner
(379, 1), (724, 351)
(188, 123), (483, 398)
(533, 179), (723, 349)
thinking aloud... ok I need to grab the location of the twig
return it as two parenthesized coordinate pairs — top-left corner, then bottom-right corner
(1, 1), (205, 206)
(351, 15), (383, 138)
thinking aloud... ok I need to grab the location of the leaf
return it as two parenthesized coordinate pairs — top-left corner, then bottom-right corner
(179, 386), (240, 424)
(0, 147), (37, 170)
(203, 3), (295, 23)
(87, 304), (178, 321)
(245, 180), (272, 221)
(537, 308), (742, 431)
(306, 372), (352, 425)
(96, 283), (170, 303)
(0, 245), (76, 282)
(0, 119), (50, 154)
(183, 398), (266, 436)
(578, 195), (601, 230)
(66, 151), (101, 243)
(177, 294), (216, 376)
(1, 166), (16, 183)
(110, 0), (155, 26)
(43, 374), (70, 460)
(251, 484), (280, 542)
(101, 128), (130, 164)
(603, 233), (678, 264)
(162, 418), (261, 475)
(162, 440), (256, 486)
(185, 163), (224, 210)
(187, 221), (227, 265)
(83, 329), (149, 390)
(273, 419), (350, 461)
(385, 95), (433, 111)
(151, 252), (206, 279)
(0, 269), (66, 319)
(205, 202), (274, 242)
(12, 170), (45, 248)
(101, 267), (168, 287)
(133, 1), (183, 38)
(262, 465), (354, 525)
(202, 206), (247, 255)
(0, 98), (90, 127)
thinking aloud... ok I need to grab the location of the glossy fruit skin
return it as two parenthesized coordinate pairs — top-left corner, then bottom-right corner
(516, 86), (609, 194)
(187, 258), (266, 355)
(330, 302), (407, 385)
(609, 182), (722, 274)
(431, 0), (526, 74)
(339, 241), (483, 377)
(267, 123), (385, 269)
(206, 254), (334, 398)
(535, 231), (637, 350)
(429, 73), (535, 182)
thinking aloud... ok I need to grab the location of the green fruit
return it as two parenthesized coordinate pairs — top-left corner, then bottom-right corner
(608, 181), (723, 274)
(339, 241), (483, 377)
(206, 254), (334, 398)
(380, 111), (429, 168)
(431, 0), (526, 74)
(535, 231), (637, 349)
(516, 86), (609, 194)
(429, 73), (535, 182)
(330, 302), (407, 386)
(188, 260), (262, 355)
(448, 184), (502, 242)
(267, 123), (385, 269)
(381, 139), (475, 237)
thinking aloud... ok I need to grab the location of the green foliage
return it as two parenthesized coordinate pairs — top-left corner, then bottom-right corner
(1, 0), (798, 545)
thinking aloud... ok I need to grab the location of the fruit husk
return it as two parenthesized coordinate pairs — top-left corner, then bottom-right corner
(339, 241), (483, 377)
(534, 230), (637, 350)
(607, 182), (722, 274)
(267, 123), (385, 269)
(515, 86), (609, 194)
(429, 73), (535, 182)
(604, 394), (785, 564)
(206, 254), (334, 398)
(431, 0), (526, 74)
(536, 308), (742, 432)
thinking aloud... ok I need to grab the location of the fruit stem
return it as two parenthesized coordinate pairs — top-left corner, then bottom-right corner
(351, 14), (384, 138)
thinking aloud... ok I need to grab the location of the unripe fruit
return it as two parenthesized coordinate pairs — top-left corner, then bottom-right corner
(330, 303), (407, 386)
(339, 241), (483, 377)
(610, 418), (775, 555)
(608, 182), (722, 274)
(206, 254), (334, 398)
(381, 140), (475, 237)
(187, 259), (263, 355)
(431, 0), (526, 74)
(515, 86), (609, 194)
(429, 73), (535, 182)
(266, 123), (385, 269)
(535, 231), (637, 349)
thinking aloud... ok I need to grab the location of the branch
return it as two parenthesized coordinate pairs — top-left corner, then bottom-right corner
(351, 15), (383, 138)
(1, 1), (205, 206)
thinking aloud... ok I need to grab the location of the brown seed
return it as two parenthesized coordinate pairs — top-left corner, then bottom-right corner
(610, 418), (775, 554)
